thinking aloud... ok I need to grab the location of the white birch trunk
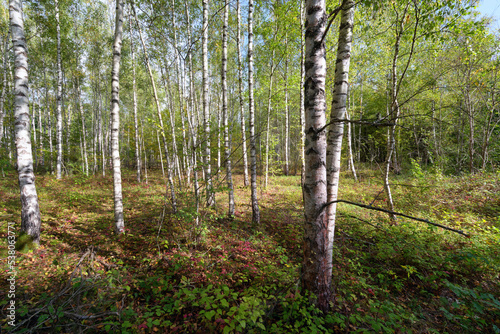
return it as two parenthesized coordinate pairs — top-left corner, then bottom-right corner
(326, 0), (354, 253)
(10, 0), (42, 243)
(203, 0), (215, 207)
(55, 0), (63, 179)
(0, 35), (7, 145)
(237, 0), (249, 187)
(222, 0), (234, 216)
(111, 0), (125, 234)
(265, 54), (275, 189)
(248, 0), (260, 224)
(184, 1), (199, 221)
(128, 7), (141, 183)
(302, 0), (329, 312)
(346, 109), (358, 181)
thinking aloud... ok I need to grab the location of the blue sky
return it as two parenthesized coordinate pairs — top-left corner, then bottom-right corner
(476, 0), (500, 29)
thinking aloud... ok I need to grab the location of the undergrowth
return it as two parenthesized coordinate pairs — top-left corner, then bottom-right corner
(0, 166), (499, 333)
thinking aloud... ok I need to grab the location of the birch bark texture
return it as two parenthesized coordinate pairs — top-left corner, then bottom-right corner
(302, 0), (329, 312)
(128, 6), (140, 183)
(55, 0), (63, 179)
(10, 0), (42, 243)
(248, 0), (260, 224)
(111, 0), (125, 234)
(222, 0), (235, 216)
(326, 0), (355, 247)
(203, 0), (215, 207)
(236, 0), (249, 187)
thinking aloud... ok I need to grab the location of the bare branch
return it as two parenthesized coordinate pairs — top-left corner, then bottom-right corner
(322, 199), (470, 237)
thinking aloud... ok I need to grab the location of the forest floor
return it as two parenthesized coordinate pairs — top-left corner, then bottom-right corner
(0, 166), (499, 333)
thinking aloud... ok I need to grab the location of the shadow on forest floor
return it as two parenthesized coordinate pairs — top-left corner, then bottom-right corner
(0, 167), (499, 333)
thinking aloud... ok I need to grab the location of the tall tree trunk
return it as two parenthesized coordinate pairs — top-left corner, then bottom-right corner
(302, 0), (330, 312)
(265, 53), (275, 189)
(299, 0), (305, 187)
(111, 0), (125, 234)
(131, 1), (177, 213)
(55, 0), (63, 179)
(184, 1), (199, 222)
(284, 36), (289, 176)
(0, 35), (7, 145)
(203, 0), (215, 207)
(10, 0), (42, 244)
(326, 0), (354, 252)
(222, 0), (234, 216)
(237, 0), (249, 186)
(128, 6), (141, 183)
(248, 0), (260, 224)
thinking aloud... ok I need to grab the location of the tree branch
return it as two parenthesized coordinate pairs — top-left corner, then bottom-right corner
(322, 199), (470, 237)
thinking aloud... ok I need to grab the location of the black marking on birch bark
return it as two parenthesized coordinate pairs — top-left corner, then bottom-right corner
(307, 5), (323, 15)
(305, 147), (318, 155)
(311, 161), (326, 170)
(339, 22), (353, 31)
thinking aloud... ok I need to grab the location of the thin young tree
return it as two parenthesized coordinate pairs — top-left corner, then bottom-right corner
(0, 35), (6, 145)
(236, 0), (249, 187)
(10, 0), (42, 243)
(326, 0), (355, 248)
(299, 0), (305, 186)
(128, 6), (140, 183)
(203, 0), (215, 207)
(222, 0), (234, 216)
(131, 1), (177, 213)
(248, 0), (260, 224)
(55, 0), (63, 179)
(111, 0), (125, 234)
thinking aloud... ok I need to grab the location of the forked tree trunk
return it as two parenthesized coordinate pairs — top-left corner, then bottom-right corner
(10, 0), (42, 243)
(302, 0), (329, 312)
(222, 0), (234, 216)
(248, 0), (260, 224)
(111, 0), (125, 234)
(237, 0), (249, 186)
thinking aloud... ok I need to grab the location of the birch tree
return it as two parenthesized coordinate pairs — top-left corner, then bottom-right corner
(222, 0), (234, 216)
(302, 0), (329, 311)
(131, 1), (177, 213)
(236, 0), (249, 187)
(326, 0), (355, 245)
(248, 0), (260, 224)
(203, 0), (215, 207)
(10, 0), (42, 244)
(128, 6), (140, 183)
(55, 0), (63, 179)
(111, 0), (124, 234)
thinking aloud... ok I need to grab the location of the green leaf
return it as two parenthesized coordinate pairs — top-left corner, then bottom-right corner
(204, 310), (216, 321)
